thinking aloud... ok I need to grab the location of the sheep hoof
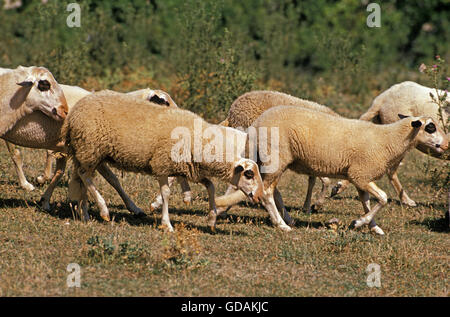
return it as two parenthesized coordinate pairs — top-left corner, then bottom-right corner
(149, 204), (157, 212)
(401, 198), (417, 207)
(22, 182), (35, 192)
(161, 224), (174, 232)
(133, 210), (146, 218)
(330, 183), (341, 197)
(279, 224), (292, 232)
(208, 212), (217, 229)
(304, 205), (319, 214)
(283, 213), (296, 225)
(183, 199), (191, 206)
(370, 225), (385, 236)
(100, 213), (111, 222)
(217, 211), (228, 219)
(209, 226), (216, 234)
(39, 198), (51, 212)
(36, 175), (47, 185)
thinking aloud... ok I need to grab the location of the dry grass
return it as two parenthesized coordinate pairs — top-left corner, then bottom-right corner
(0, 133), (448, 297)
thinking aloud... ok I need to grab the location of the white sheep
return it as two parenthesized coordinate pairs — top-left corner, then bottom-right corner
(211, 106), (448, 234)
(63, 90), (264, 231)
(216, 90), (339, 219)
(2, 79), (179, 215)
(0, 65), (68, 136)
(331, 81), (450, 207)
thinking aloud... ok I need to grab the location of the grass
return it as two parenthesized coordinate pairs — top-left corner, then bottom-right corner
(0, 139), (448, 297)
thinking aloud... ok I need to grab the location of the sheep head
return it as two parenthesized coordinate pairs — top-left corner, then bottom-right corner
(16, 66), (68, 121)
(399, 114), (449, 155)
(230, 158), (264, 203)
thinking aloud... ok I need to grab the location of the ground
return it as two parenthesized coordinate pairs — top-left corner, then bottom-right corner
(0, 142), (448, 296)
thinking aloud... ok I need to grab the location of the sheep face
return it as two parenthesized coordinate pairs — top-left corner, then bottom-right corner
(230, 159), (264, 203)
(17, 66), (68, 121)
(412, 117), (449, 155)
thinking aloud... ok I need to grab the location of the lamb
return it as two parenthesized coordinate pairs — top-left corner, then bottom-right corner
(210, 106), (448, 234)
(331, 81), (450, 207)
(218, 90), (339, 216)
(63, 90), (264, 231)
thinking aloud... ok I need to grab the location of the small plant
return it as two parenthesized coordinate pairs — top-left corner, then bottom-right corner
(419, 55), (449, 191)
(159, 223), (208, 272)
(419, 55), (449, 134)
(85, 235), (146, 265)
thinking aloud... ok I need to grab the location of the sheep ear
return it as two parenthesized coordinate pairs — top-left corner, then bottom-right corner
(17, 75), (35, 88)
(230, 165), (244, 186)
(398, 114), (409, 120)
(411, 120), (422, 128)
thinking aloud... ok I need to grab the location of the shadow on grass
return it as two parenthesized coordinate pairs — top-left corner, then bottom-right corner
(409, 216), (449, 233)
(0, 197), (38, 209)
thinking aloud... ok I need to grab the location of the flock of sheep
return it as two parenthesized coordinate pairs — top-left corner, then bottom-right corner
(0, 65), (449, 236)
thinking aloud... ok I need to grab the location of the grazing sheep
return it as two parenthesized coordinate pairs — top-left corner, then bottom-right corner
(211, 106), (448, 234)
(63, 90), (264, 231)
(331, 81), (450, 207)
(218, 90), (339, 217)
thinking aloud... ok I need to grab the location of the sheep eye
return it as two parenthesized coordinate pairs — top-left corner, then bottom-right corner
(425, 123), (436, 134)
(244, 170), (254, 179)
(37, 80), (51, 92)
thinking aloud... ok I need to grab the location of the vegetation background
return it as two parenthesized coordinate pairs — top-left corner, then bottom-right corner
(0, 0), (448, 297)
(1, 0), (449, 119)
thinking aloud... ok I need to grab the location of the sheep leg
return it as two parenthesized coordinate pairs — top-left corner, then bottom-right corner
(78, 169), (110, 222)
(302, 176), (316, 213)
(447, 188), (450, 228)
(178, 176), (192, 205)
(312, 177), (331, 211)
(260, 180), (292, 231)
(350, 182), (387, 235)
(157, 176), (173, 232)
(96, 163), (145, 216)
(150, 176), (177, 211)
(40, 155), (67, 211)
(5, 141), (35, 191)
(387, 165), (416, 207)
(37, 150), (54, 184)
(274, 187), (295, 225)
(78, 182), (90, 222)
(330, 179), (351, 197)
(200, 178), (219, 232)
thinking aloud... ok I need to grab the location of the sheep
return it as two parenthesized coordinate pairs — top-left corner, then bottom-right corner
(331, 81), (450, 207)
(63, 90), (264, 231)
(0, 65), (68, 189)
(2, 83), (91, 191)
(217, 90), (339, 217)
(2, 81), (179, 215)
(211, 106), (448, 234)
(0, 65), (68, 136)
